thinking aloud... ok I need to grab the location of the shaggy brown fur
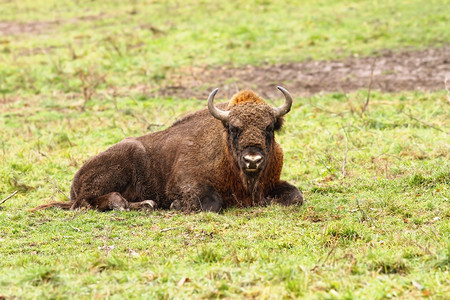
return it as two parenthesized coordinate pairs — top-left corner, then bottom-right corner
(33, 90), (303, 212)
(227, 90), (265, 108)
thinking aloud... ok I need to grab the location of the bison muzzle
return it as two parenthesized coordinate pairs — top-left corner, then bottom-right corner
(34, 87), (303, 212)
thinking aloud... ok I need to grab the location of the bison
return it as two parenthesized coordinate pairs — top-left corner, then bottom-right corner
(34, 87), (303, 212)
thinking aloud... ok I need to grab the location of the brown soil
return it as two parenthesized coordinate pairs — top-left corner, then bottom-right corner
(0, 15), (104, 36)
(0, 20), (59, 36)
(158, 46), (450, 99)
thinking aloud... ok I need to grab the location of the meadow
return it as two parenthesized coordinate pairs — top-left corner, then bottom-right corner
(0, 0), (449, 298)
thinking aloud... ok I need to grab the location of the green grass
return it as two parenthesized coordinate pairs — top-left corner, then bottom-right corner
(1, 0), (449, 100)
(1, 0), (449, 298)
(1, 89), (448, 298)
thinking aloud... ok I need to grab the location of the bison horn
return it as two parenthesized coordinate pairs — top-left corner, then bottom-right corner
(208, 88), (230, 121)
(273, 86), (293, 117)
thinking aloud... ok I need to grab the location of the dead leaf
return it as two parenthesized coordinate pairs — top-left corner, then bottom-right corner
(412, 280), (423, 290)
(98, 245), (115, 251)
(177, 277), (190, 287)
(143, 272), (157, 281)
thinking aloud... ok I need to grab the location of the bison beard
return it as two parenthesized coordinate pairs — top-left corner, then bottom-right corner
(32, 87), (303, 212)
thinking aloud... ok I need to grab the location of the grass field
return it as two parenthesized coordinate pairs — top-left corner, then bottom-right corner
(1, 0), (449, 99)
(1, 0), (449, 298)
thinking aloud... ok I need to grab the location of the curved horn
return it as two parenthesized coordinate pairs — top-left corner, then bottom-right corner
(273, 86), (293, 117)
(207, 88), (230, 121)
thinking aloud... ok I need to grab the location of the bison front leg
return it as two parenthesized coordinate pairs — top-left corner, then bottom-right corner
(170, 185), (224, 213)
(268, 181), (303, 206)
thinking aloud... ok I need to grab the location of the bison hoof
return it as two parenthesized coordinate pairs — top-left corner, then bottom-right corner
(170, 200), (182, 211)
(283, 192), (304, 206)
(141, 200), (157, 210)
(292, 194), (304, 205)
(129, 200), (157, 211)
(108, 193), (129, 211)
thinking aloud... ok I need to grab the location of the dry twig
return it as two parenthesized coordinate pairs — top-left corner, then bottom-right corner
(160, 227), (177, 233)
(77, 68), (106, 110)
(47, 177), (70, 200)
(105, 37), (123, 56)
(70, 225), (81, 232)
(445, 76), (450, 104)
(362, 58), (376, 114)
(341, 126), (350, 178)
(0, 191), (18, 207)
(403, 111), (447, 134)
(308, 99), (345, 117)
(321, 242), (338, 267)
(355, 198), (368, 222)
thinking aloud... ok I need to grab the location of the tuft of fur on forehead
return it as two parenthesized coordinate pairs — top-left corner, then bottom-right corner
(227, 90), (265, 109)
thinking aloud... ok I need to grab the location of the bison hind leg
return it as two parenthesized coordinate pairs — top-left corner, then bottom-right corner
(90, 192), (128, 211)
(128, 200), (157, 211)
(89, 193), (157, 211)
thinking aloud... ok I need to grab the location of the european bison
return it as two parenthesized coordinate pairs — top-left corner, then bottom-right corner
(34, 87), (303, 212)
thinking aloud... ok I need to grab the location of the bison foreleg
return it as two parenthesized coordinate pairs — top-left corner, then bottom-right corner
(268, 181), (303, 206)
(198, 187), (223, 212)
(170, 185), (224, 213)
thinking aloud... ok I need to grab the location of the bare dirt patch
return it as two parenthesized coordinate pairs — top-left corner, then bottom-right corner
(0, 14), (104, 36)
(158, 46), (450, 99)
(0, 20), (59, 36)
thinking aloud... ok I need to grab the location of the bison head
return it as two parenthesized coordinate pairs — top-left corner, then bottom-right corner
(208, 87), (292, 190)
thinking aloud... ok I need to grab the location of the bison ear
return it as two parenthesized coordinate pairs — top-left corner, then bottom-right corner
(274, 117), (284, 131)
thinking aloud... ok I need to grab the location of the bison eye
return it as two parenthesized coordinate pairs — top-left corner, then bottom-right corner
(266, 124), (274, 133)
(229, 125), (241, 136)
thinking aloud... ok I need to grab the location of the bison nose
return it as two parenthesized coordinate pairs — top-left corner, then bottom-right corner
(243, 154), (264, 170)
